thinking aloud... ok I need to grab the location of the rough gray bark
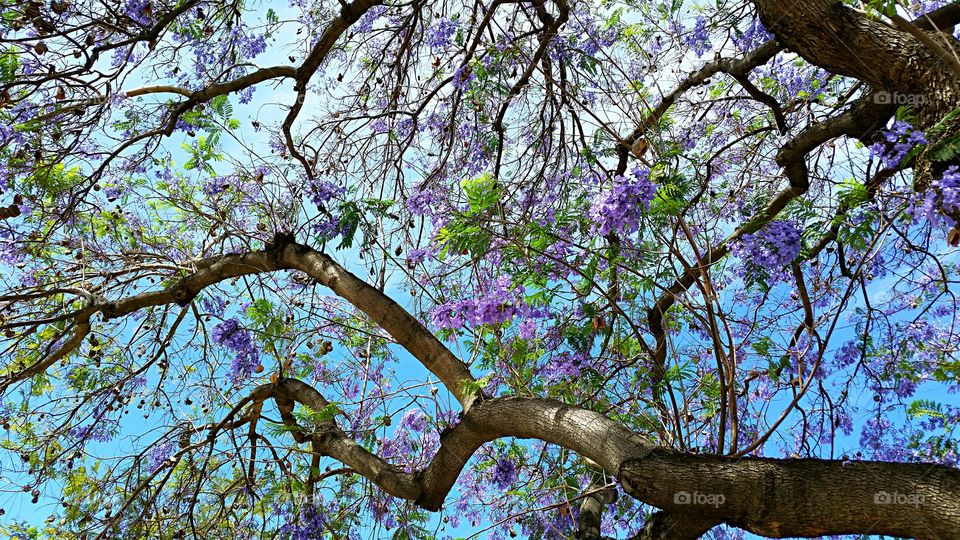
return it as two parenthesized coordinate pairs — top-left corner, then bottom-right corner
(751, 0), (960, 185)
(621, 449), (960, 539)
(577, 482), (618, 540)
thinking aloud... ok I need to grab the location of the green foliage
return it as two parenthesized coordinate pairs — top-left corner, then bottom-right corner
(929, 134), (960, 162)
(460, 374), (492, 397)
(863, 0), (897, 17)
(182, 133), (224, 174)
(295, 402), (345, 424)
(436, 220), (492, 260)
(647, 166), (693, 220)
(461, 173), (500, 215)
(832, 179), (876, 250)
(329, 197), (397, 249)
(0, 47), (18, 83)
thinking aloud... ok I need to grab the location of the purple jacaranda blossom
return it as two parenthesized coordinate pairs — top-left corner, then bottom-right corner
(734, 18), (772, 51)
(491, 457), (518, 489)
(202, 296), (227, 317)
(399, 408), (428, 433)
(735, 221), (801, 270)
(147, 442), (175, 472)
(212, 318), (260, 384)
(870, 120), (928, 169)
(912, 165), (960, 227)
(426, 18), (458, 50)
(432, 276), (525, 330)
(589, 166), (656, 236)
(684, 17), (712, 57)
(70, 423), (113, 442)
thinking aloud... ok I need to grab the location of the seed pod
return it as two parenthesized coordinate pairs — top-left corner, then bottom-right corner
(630, 137), (648, 159)
(591, 314), (606, 331)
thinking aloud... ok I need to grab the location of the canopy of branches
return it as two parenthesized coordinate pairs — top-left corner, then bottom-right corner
(1, 0), (959, 538)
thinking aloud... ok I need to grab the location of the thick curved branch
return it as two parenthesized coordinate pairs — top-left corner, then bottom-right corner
(751, 0), (957, 94)
(887, 11), (960, 79)
(2, 235), (477, 410)
(0, 314), (92, 391)
(100, 250), (280, 318)
(272, 379), (651, 511)
(1, 250), (276, 390)
(751, 0), (960, 185)
(278, 240), (479, 409)
(916, 3), (960, 33)
(630, 512), (717, 540)
(776, 91), (893, 190)
(272, 379), (960, 538)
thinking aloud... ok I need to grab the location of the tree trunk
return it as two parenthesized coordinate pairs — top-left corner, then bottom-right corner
(752, 0), (960, 184)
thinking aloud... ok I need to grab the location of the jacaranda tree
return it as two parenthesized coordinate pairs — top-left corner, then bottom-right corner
(1, 0), (959, 537)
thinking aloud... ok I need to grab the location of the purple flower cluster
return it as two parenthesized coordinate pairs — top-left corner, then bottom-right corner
(561, 5), (619, 59)
(431, 276), (525, 329)
(426, 18), (458, 50)
(869, 120), (928, 169)
(453, 64), (475, 91)
(147, 442), (175, 472)
(542, 352), (585, 383)
(755, 59), (827, 101)
(913, 166), (960, 227)
(279, 506), (328, 540)
(684, 17), (712, 57)
(399, 408), (428, 433)
(518, 319), (537, 340)
(378, 409), (440, 472)
(70, 423), (113, 442)
(125, 0), (154, 26)
(354, 5), (387, 34)
(0, 228), (21, 267)
(860, 417), (909, 461)
(212, 318), (260, 384)
(309, 180), (345, 208)
(202, 295), (227, 317)
(406, 185), (442, 216)
(230, 25), (268, 60)
(736, 220), (801, 270)
(589, 167), (656, 236)
(491, 457), (518, 489)
(734, 18), (772, 51)
(833, 340), (862, 369)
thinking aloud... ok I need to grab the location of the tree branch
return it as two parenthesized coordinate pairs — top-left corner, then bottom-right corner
(279, 241), (479, 409)
(271, 379), (960, 538)
(620, 448), (960, 538)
